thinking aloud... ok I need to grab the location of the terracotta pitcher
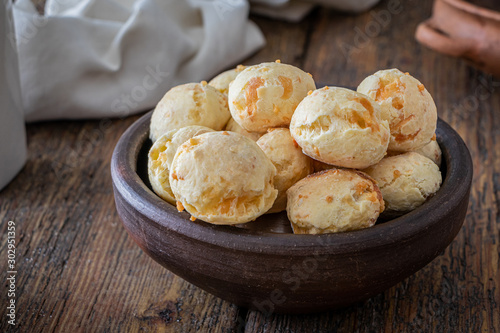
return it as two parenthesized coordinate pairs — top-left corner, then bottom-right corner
(415, 0), (500, 77)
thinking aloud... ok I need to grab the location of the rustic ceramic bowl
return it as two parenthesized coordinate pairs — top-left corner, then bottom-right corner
(111, 111), (472, 314)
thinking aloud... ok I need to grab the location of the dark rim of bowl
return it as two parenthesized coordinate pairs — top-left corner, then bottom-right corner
(111, 111), (473, 255)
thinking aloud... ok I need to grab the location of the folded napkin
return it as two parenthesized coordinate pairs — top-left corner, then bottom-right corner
(13, 0), (265, 122)
(13, 0), (379, 122)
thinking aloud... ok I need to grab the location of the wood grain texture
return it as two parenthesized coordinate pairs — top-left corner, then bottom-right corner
(1, 0), (499, 331)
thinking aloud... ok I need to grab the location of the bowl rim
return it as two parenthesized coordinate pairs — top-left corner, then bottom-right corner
(111, 111), (473, 255)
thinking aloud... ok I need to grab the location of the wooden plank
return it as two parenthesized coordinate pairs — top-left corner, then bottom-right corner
(243, 0), (500, 331)
(242, 15), (312, 68)
(0, 117), (243, 332)
(1, 0), (499, 332)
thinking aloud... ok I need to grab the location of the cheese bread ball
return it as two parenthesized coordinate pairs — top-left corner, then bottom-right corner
(169, 131), (278, 224)
(228, 61), (316, 133)
(208, 65), (246, 95)
(287, 169), (384, 234)
(387, 136), (442, 166)
(257, 128), (313, 213)
(414, 137), (442, 166)
(290, 87), (390, 169)
(364, 152), (442, 213)
(150, 82), (231, 142)
(148, 126), (214, 204)
(225, 117), (262, 141)
(357, 69), (437, 152)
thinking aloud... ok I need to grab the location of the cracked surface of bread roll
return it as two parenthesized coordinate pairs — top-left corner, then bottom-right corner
(228, 61), (316, 133)
(357, 69), (437, 152)
(208, 65), (246, 95)
(148, 126), (214, 205)
(169, 131), (278, 224)
(290, 87), (390, 169)
(257, 128), (313, 213)
(363, 152), (442, 213)
(150, 82), (230, 142)
(287, 169), (384, 234)
(225, 117), (262, 141)
(414, 137), (442, 166)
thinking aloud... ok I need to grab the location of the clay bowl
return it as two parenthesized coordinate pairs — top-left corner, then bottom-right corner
(111, 111), (472, 314)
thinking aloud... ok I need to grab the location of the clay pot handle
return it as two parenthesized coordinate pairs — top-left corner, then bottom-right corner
(415, 20), (472, 57)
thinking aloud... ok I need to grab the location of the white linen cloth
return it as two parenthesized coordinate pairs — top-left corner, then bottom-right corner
(13, 0), (265, 121)
(12, 0), (379, 122)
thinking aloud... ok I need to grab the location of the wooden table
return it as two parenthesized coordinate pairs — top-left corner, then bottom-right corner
(1, 0), (499, 331)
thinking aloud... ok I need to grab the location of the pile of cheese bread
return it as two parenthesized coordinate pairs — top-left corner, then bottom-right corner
(148, 61), (442, 234)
